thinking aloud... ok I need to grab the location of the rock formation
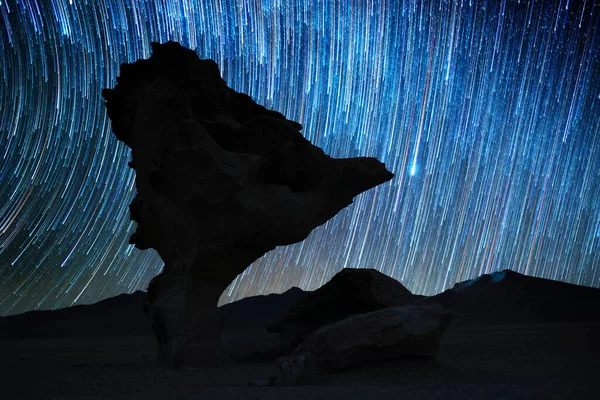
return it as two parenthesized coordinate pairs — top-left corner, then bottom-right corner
(269, 268), (415, 346)
(102, 42), (394, 367)
(224, 268), (416, 361)
(278, 304), (452, 385)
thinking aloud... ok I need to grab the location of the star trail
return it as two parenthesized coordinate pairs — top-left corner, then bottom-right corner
(1, 0), (599, 316)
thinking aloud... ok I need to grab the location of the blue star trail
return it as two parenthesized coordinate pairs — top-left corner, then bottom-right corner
(1, 0), (599, 316)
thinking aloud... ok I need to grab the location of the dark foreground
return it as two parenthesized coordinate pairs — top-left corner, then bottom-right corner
(1, 320), (597, 399)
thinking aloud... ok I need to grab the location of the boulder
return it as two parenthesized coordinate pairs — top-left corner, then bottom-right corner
(279, 304), (452, 385)
(102, 41), (394, 367)
(269, 268), (414, 345)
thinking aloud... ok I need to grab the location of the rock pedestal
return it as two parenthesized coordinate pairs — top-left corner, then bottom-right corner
(103, 41), (394, 367)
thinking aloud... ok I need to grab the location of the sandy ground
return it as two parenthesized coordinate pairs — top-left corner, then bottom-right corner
(1, 321), (597, 400)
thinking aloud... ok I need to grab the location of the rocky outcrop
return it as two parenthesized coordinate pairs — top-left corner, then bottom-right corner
(102, 42), (394, 367)
(269, 268), (414, 346)
(224, 268), (417, 361)
(278, 304), (452, 385)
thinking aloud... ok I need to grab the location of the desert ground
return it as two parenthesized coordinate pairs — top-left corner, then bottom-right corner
(1, 319), (597, 399)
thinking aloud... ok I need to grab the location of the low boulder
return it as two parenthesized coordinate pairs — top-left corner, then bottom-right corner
(269, 268), (414, 345)
(278, 304), (452, 385)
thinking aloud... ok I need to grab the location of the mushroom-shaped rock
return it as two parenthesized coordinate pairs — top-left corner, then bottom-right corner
(103, 41), (394, 367)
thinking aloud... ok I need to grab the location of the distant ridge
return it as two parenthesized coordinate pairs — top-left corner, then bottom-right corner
(0, 287), (310, 340)
(2, 269), (599, 340)
(0, 291), (150, 339)
(220, 286), (310, 330)
(428, 269), (600, 324)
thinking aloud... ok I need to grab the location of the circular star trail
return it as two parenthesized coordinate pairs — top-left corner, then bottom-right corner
(1, 0), (599, 316)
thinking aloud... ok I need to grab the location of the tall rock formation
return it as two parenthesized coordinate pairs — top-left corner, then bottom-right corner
(102, 41), (394, 367)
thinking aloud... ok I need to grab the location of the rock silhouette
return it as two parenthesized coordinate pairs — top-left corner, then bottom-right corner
(102, 41), (394, 367)
(225, 268), (417, 361)
(269, 268), (416, 346)
(278, 304), (452, 386)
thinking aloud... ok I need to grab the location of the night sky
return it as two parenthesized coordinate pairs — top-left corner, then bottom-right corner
(1, 0), (599, 316)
